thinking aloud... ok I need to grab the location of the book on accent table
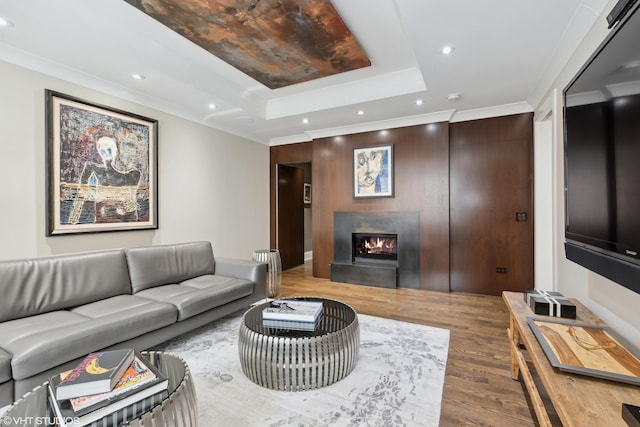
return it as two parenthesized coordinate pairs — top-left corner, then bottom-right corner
(48, 352), (169, 426)
(262, 318), (318, 331)
(262, 299), (323, 322)
(52, 353), (168, 415)
(56, 349), (135, 400)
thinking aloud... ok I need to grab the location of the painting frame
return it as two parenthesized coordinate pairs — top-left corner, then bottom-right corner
(45, 90), (158, 235)
(304, 183), (312, 204)
(353, 144), (394, 198)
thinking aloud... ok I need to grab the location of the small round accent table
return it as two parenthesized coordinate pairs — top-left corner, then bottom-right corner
(251, 249), (282, 297)
(238, 297), (359, 391)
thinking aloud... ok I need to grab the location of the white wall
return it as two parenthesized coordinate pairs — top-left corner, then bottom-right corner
(535, 0), (640, 347)
(0, 60), (269, 260)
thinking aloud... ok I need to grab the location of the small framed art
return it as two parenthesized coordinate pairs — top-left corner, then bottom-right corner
(304, 183), (312, 204)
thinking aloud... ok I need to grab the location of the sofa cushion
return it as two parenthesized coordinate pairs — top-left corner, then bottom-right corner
(0, 348), (11, 383)
(0, 249), (131, 322)
(0, 296), (177, 380)
(126, 241), (216, 293)
(135, 275), (254, 321)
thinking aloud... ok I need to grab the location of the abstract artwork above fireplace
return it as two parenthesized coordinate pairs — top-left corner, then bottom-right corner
(124, 0), (371, 89)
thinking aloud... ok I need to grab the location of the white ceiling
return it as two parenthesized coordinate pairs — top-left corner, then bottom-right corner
(0, 0), (611, 145)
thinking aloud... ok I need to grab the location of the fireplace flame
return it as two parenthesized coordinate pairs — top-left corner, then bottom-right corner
(364, 237), (395, 254)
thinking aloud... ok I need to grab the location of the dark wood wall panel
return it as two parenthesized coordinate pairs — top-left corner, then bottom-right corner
(449, 113), (534, 295)
(271, 124), (450, 291)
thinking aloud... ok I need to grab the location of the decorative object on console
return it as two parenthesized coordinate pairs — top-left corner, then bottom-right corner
(527, 317), (640, 386)
(353, 144), (394, 198)
(45, 90), (158, 235)
(524, 289), (576, 319)
(252, 249), (282, 297)
(55, 349), (134, 400)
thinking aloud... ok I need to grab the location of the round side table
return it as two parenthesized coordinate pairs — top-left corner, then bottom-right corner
(252, 249), (282, 297)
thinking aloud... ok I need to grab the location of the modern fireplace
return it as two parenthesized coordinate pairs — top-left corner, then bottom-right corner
(332, 211), (420, 288)
(352, 233), (398, 264)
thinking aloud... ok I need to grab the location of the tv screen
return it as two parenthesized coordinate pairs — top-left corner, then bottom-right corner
(564, 1), (640, 294)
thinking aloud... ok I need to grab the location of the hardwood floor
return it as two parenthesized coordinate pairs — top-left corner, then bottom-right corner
(279, 261), (536, 426)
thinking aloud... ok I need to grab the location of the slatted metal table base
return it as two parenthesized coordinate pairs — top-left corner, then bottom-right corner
(239, 307), (359, 391)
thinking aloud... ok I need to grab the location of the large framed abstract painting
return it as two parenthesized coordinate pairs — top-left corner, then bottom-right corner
(353, 144), (394, 198)
(45, 90), (158, 235)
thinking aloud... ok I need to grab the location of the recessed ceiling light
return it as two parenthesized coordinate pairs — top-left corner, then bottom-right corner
(131, 73), (145, 80)
(0, 17), (14, 27)
(302, 118), (309, 124)
(415, 99), (423, 106)
(357, 110), (364, 116)
(441, 46), (454, 55)
(208, 103), (216, 110)
(447, 93), (462, 102)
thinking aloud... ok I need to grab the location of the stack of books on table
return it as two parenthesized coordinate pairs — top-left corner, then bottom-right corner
(47, 348), (168, 426)
(262, 299), (323, 331)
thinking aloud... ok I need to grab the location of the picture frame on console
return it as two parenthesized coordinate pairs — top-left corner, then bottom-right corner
(45, 90), (158, 235)
(353, 144), (394, 198)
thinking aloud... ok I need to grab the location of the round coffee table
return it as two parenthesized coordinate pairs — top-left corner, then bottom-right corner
(238, 297), (359, 391)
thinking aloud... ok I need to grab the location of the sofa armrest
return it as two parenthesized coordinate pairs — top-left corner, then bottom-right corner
(215, 258), (267, 301)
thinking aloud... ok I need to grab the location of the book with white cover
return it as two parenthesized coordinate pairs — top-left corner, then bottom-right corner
(262, 318), (318, 331)
(262, 299), (323, 322)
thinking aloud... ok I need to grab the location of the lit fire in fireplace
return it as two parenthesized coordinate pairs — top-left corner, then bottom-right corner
(364, 236), (396, 255)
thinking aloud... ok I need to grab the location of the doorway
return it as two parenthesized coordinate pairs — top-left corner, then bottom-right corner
(276, 162), (312, 270)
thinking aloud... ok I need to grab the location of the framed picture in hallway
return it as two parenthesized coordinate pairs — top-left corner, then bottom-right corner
(45, 90), (158, 235)
(353, 144), (394, 198)
(304, 183), (312, 204)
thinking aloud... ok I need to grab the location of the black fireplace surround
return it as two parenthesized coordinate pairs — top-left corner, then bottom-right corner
(332, 211), (420, 288)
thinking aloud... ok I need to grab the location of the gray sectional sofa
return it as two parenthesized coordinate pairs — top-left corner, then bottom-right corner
(0, 241), (266, 407)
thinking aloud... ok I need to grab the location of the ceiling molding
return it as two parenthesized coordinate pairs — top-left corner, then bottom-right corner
(266, 68), (426, 119)
(449, 102), (533, 123)
(268, 109), (456, 145)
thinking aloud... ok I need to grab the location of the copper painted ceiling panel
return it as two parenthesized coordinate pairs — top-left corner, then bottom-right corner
(124, 0), (371, 89)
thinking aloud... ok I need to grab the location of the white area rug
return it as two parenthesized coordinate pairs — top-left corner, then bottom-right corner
(153, 312), (450, 427)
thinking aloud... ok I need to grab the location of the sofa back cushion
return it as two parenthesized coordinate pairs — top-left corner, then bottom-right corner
(0, 249), (132, 322)
(126, 241), (216, 293)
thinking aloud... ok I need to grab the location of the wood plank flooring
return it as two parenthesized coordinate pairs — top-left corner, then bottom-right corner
(279, 262), (536, 426)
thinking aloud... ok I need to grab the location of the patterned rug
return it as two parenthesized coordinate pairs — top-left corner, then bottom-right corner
(152, 311), (450, 427)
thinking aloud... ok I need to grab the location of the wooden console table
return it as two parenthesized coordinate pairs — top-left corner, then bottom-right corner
(503, 291), (640, 426)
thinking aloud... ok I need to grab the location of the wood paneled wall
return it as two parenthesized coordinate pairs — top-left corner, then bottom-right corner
(270, 114), (533, 293)
(271, 123), (450, 292)
(449, 113), (534, 295)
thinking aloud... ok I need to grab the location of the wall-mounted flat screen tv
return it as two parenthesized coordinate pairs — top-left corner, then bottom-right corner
(564, 1), (640, 295)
